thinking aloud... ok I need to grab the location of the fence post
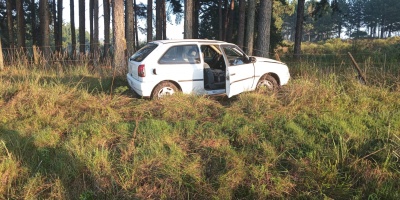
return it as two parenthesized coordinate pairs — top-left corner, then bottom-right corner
(347, 52), (367, 85)
(0, 40), (4, 70)
(33, 45), (40, 65)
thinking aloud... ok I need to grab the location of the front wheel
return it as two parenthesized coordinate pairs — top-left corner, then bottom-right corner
(256, 74), (278, 93)
(151, 81), (179, 99)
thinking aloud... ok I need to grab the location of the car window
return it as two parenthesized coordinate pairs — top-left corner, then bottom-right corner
(130, 43), (158, 62)
(159, 45), (200, 64)
(222, 46), (247, 66)
(201, 45), (220, 60)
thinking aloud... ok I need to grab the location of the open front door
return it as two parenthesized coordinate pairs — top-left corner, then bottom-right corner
(223, 45), (255, 98)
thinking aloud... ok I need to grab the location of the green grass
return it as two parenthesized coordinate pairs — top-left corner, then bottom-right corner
(1, 45), (400, 199)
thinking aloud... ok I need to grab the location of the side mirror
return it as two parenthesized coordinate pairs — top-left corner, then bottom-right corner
(248, 56), (256, 63)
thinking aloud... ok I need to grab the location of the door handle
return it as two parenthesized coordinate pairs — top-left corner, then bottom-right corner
(230, 73), (236, 76)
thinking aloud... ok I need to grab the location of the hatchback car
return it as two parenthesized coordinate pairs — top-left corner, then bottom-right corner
(127, 39), (290, 99)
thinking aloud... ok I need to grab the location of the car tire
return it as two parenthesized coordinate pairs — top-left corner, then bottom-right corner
(256, 74), (278, 93)
(151, 81), (179, 99)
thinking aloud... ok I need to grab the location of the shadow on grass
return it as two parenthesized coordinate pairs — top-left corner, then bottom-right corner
(0, 127), (106, 199)
(0, 73), (140, 98)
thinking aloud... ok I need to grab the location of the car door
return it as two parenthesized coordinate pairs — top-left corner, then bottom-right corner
(156, 44), (204, 94)
(221, 45), (255, 97)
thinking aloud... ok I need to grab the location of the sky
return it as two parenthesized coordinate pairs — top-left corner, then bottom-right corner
(62, 0), (184, 41)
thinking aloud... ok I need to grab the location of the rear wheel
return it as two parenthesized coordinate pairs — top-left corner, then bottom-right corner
(151, 81), (179, 99)
(256, 74), (278, 93)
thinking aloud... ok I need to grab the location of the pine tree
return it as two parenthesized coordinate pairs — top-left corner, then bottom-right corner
(255, 0), (272, 57)
(79, 0), (85, 54)
(184, 0), (194, 38)
(294, 0), (305, 58)
(112, 0), (126, 73)
(245, 0), (256, 55)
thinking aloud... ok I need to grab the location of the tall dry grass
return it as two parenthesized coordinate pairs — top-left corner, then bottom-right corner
(0, 38), (399, 199)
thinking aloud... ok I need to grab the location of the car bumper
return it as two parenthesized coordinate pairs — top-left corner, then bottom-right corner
(126, 73), (152, 97)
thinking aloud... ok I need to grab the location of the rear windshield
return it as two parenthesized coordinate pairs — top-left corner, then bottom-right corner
(129, 43), (158, 62)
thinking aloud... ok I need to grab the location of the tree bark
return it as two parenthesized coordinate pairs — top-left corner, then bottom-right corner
(31, 0), (37, 46)
(184, 0), (193, 39)
(0, 39), (4, 70)
(6, 0), (14, 50)
(294, 0), (305, 59)
(162, 0), (166, 39)
(126, 0), (135, 55)
(218, 0), (223, 40)
(245, 0), (256, 55)
(93, 0), (99, 62)
(53, 0), (58, 51)
(255, 0), (272, 58)
(79, 0), (86, 54)
(147, 0), (153, 42)
(70, 0), (76, 57)
(39, 0), (50, 60)
(104, 0), (111, 57)
(225, 0), (235, 42)
(90, 0), (94, 53)
(112, 0), (126, 73)
(237, 0), (246, 48)
(57, 0), (63, 52)
(193, 0), (200, 39)
(156, 0), (162, 40)
(16, 0), (26, 50)
(134, 0), (139, 49)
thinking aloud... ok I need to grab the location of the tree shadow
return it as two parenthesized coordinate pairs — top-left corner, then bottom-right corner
(0, 127), (101, 199)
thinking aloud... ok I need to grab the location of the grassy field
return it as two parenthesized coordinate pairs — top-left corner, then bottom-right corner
(1, 39), (400, 199)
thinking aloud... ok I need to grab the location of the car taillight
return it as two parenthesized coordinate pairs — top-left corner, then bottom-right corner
(138, 64), (146, 77)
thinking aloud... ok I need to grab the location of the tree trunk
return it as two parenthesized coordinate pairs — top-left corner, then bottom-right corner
(245, 0), (256, 55)
(255, 0), (272, 58)
(294, 0), (305, 59)
(237, 0), (246, 48)
(112, 0), (126, 73)
(193, 0), (200, 39)
(79, 0), (86, 54)
(184, 0), (193, 39)
(39, 0), (50, 60)
(126, 0), (135, 55)
(226, 0), (235, 42)
(156, 0), (162, 40)
(0, 39), (4, 70)
(218, 0), (223, 40)
(162, 0), (166, 39)
(147, 0), (153, 42)
(380, 17), (385, 38)
(57, 0), (63, 52)
(16, 0), (26, 50)
(93, 0), (99, 62)
(70, 0), (76, 57)
(134, 0), (139, 49)
(53, 0), (58, 51)
(90, 0), (94, 54)
(6, 0), (14, 50)
(104, 0), (111, 57)
(31, 0), (37, 46)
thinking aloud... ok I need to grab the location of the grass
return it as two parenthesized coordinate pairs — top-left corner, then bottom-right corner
(1, 40), (400, 199)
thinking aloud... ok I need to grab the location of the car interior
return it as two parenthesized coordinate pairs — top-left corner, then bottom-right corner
(201, 45), (226, 90)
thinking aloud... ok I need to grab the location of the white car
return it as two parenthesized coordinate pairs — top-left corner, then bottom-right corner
(127, 39), (290, 99)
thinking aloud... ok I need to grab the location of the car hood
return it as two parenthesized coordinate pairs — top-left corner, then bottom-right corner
(253, 57), (286, 65)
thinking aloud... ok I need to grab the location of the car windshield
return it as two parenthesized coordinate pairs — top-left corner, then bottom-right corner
(223, 46), (245, 57)
(130, 43), (158, 62)
(222, 45), (248, 66)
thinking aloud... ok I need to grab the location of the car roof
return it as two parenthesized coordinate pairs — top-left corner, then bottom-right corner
(150, 39), (233, 45)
